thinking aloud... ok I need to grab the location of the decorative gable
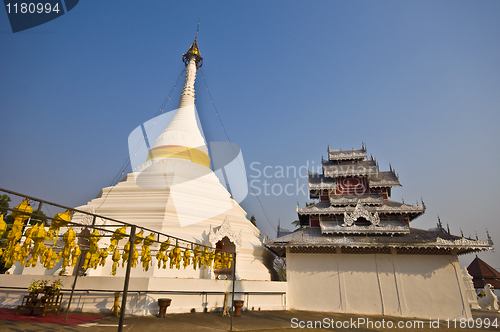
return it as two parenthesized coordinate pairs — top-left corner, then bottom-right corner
(208, 217), (242, 248)
(342, 202), (380, 227)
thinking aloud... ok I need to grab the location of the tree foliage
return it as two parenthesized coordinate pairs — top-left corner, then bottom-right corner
(0, 194), (11, 216)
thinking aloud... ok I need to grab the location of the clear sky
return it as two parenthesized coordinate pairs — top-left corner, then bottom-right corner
(1, 1), (499, 270)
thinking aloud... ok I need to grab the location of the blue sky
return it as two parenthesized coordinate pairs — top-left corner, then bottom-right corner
(1, 1), (499, 269)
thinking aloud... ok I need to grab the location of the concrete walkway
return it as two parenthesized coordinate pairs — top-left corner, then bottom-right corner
(2, 309), (500, 332)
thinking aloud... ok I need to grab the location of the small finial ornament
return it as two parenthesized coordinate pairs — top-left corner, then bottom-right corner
(486, 229), (494, 245)
(182, 22), (203, 69)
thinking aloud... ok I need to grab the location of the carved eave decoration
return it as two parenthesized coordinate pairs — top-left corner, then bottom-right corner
(323, 161), (378, 178)
(330, 196), (383, 206)
(368, 179), (401, 188)
(267, 237), (492, 255)
(309, 182), (336, 190)
(342, 202), (380, 227)
(320, 222), (410, 235)
(209, 217), (242, 248)
(298, 201), (425, 216)
(328, 146), (367, 161)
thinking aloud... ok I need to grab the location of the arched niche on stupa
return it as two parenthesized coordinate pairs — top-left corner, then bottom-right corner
(208, 218), (242, 280)
(208, 218), (242, 251)
(215, 236), (236, 253)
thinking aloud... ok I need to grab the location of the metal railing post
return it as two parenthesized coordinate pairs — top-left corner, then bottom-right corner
(118, 225), (136, 332)
(230, 252), (236, 331)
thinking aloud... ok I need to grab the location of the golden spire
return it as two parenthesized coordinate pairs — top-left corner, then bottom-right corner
(182, 23), (203, 69)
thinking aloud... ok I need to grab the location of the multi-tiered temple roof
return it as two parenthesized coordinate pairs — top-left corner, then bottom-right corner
(267, 144), (492, 255)
(299, 144), (423, 235)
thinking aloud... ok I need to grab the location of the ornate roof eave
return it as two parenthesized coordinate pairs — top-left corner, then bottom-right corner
(368, 180), (401, 188)
(320, 222), (410, 235)
(266, 238), (492, 254)
(297, 203), (425, 216)
(368, 170), (401, 187)
(328, 146), (367, 161)
(329, 195), (384, 206)
(323, 168), (376, 178)
(265, 227), (492, 255)
(309, 182), (336, 190)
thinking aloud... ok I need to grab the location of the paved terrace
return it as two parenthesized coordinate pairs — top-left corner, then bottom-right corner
(1, 309), (499, 332)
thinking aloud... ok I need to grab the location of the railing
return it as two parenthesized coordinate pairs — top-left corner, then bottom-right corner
(0, 187), (240, 331)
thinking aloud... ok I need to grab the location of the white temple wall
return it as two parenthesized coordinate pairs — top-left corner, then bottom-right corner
(0, 275), (286, 315)
(286, 252), (472, 320)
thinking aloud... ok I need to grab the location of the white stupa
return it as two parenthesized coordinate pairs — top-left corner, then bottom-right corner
(72, 37), (276, 280)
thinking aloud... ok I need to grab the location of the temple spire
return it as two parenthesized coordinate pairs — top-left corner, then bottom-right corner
(178, 34), (203, 108)
(147, 34), (210, 168)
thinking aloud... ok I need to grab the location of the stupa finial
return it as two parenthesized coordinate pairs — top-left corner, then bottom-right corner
(183, 22), (203, 69)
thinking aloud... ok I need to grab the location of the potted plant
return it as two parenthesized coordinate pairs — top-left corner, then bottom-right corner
(28, 280), (48, 293)
(51, 279), (63, 292)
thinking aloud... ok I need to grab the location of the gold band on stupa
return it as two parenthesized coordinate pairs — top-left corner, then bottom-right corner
(147, 145), (210, 168)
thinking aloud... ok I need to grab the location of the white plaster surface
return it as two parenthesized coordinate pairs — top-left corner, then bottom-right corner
(287, 252), (472, 320)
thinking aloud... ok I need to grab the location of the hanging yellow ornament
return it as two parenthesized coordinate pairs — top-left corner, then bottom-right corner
(46, 209), (72, 243)
(214, 252), (222, 269)
(82, 229), (101, 270)
(0, 214), (7, 238)
(200, 248), (209, 268)
(43, 246), (58, 270)
(130, 246), (139, 268)
(183, 249), (191, 269)
(109, 226), (127, 251)
(18, 223), (37, 266)
(208, 250), (215, 268)
(192, 246), (200, 270)
(156, 238), (170, 269)
(134, 230), (144, 245)
(169, 246), (182, 269)
(121, 241), (130, 268)
(71, 245), (81, 267)
(3, 199), (33, 265)
(11, 198), (33, 223)
(111, 248), (120, 276)
(29, 224), (47, 267)
(98, 247), (109, 267)
(7, 199), (32, 244)
(140, 233), (154, 271)
(58, 227), (77, 269)
(220, 252), (233, 269)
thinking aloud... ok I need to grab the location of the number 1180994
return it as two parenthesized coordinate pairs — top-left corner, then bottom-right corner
(5, 3), (60, 14)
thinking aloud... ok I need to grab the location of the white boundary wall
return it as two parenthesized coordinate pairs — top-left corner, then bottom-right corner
(286, 252), (472, 320)
(0, 275), (286, 315)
